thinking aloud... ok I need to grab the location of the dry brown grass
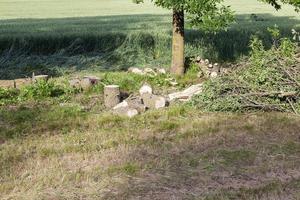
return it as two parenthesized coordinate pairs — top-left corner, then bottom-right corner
(1, 103), (300, 200)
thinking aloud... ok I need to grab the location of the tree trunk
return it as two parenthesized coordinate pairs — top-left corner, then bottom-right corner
(170, 9), (185, 76)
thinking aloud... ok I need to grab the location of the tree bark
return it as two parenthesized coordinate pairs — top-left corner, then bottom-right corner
(170, 9), (185, 76)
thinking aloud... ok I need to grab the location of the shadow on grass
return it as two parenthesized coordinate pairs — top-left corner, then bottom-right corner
(100, 113), (300, 199)
(1, 103), (300, 199)
(0, 104), (86, 142)
(0, 13), (299, 79)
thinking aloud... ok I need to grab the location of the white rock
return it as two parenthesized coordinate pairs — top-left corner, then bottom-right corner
(208, 64), (213, 69)
(139, 84), (153, 95)
(155, 96), (167, 109)
(210, 72), (218, 78)
(157, 68), (167, 74)
(114, 106), (139, 118)
(204, 59), (210, 64)
(126, 109), (139, 118)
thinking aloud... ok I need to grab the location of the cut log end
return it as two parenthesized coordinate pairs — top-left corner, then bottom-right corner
(104, 85), (121, 109)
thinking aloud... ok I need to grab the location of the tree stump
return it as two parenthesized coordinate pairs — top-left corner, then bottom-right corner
(104, 85), (121, 108)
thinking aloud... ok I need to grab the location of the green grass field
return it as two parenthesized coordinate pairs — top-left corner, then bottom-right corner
(0, 0), (299, 79)
(0, 0), (298, 19)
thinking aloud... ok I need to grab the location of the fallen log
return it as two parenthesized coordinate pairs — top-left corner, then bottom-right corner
(32, 75), (49, 83)
(168, 84), (203, 102)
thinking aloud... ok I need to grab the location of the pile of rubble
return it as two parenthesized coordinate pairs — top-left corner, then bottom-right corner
(105, 83), (203, 118)
(193, 57), (222, 78)
(192, 56), (231, 79)
(0, 68), (204, 118)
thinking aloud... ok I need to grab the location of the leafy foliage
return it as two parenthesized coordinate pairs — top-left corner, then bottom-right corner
(134, 0), (299, 31)
(134, 0), (234, 31)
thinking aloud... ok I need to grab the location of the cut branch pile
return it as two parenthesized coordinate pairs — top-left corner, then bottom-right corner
(193, 40), (300, 114)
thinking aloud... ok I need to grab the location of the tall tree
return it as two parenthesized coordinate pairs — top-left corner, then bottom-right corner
(134, 0), (300, 76)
